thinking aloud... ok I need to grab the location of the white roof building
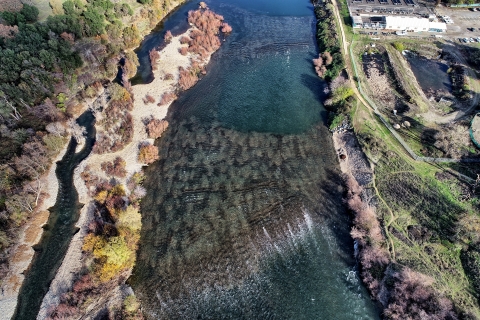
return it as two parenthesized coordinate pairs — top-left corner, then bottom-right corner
(384, 16), (446, 32)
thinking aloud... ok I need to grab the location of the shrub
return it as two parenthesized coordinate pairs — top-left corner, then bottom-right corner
(180, 35), (191, 44)
(158, 91), (177, 106)
(384, 268), (457, 319)
(392, 42), (405, 52)
(143, 94), (155, 104)
(146, 119), (169, 139)
(164, 73), (174, 80)
(221, 22), (232, 33)
(178, 67), (199, 91)
(117, 205), (142, 232)
(164, 30), (172, 43)
(149, 49), (160, 70)
(100, 157), (127, 177)
(188, 9), (223, 34)
(322, 51), (333, 65)
(179, 47), (188, 55)
(138, 144), (159, 164)
(328, 113), (345, 131)
(0, 24), (18, 39)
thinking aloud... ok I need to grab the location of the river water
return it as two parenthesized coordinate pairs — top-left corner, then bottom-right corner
(131, 0), (379, 319)
(14, 111), (96, 320)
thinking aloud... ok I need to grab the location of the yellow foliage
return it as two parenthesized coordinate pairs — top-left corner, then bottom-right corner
(123, 295), (140, 313)
(110, 184), (126, 197)
(82, 234), (105, 253)
(122, 90), (131, 102)
(94, 190), (108, 203)
(93, 236), (132, 267)
(118, 227), (140, 250)
(118, 205), (142, 232)
(97, 261), (125, 282)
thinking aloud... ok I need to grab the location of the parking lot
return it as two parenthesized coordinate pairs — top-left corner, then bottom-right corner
(435, 5), (480, 40)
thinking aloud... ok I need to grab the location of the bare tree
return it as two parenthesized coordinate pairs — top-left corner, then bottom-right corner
(46, 122), (66, 136)
(67, 118), (86, 142)
(24, 179), (45, 207)
(15, 140), (50, 179)
(1, 95), (21, 121)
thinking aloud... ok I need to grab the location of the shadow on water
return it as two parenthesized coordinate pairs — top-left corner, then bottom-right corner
(13, 111), (96, 320)
(130, 0), (380, 318)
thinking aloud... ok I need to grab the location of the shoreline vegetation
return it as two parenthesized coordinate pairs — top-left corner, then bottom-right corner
(322, 0), (480, 318)
(0, 0), (229, 318)
(40, 5), (231, 319)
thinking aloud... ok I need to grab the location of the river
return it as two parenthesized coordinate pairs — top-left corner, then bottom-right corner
(13, 111), (96, 320)
(131, 0), (380, 319)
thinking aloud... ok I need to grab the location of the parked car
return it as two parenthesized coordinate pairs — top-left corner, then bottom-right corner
(464, 37), (470, 42)
(470, 37), (475, 42)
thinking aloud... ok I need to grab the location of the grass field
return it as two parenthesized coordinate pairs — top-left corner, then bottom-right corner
(32, 0), (53, 21)
(353, 99), (480, 316)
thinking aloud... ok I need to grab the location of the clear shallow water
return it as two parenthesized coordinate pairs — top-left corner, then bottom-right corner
(406, 53), (452, 93)
(131, 0), (380, 319)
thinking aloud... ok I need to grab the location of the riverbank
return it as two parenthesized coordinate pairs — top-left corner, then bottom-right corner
(0, 141), (70, 320)
(38, 13), (225, 317)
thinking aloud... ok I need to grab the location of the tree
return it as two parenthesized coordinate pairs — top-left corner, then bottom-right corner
(101, 157), (127, 177)
(67, 118), (86, 142)
(83, 6), (105, 36)
(20, 4), (39, 23)
(15, 140), (49, 179)
(0, 24), (18, 39)
(146, 118), (168, 139)
(123, 25), (140, 48)
(45, 122), (66, 136)
(138, 144), (159, 164)
(63, 0), (84, 16)
(322, 51), (333, 65)
(117, 205), (141, 232)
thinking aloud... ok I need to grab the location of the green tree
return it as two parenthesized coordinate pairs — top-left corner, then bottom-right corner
(83, 7), (105, 36)
(20, 4), (39, 23)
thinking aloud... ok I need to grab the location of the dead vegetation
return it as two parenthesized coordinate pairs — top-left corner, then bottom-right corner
(146, 118), (168, 139)
(0, 0), (22, 12)
(93, 84), (134, 154)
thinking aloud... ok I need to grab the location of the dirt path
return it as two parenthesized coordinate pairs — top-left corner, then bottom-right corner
(328, 0), (480, 164)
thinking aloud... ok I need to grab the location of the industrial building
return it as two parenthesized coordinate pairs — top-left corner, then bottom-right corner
(348, 0), (447, 33)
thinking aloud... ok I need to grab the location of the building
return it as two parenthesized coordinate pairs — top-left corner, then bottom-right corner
(348, 0), (446, 33)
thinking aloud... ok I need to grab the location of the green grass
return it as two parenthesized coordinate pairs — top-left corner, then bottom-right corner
(354, 105), (480, 317)
(31, 0), (53, 21)
(328, 113), (345, 130)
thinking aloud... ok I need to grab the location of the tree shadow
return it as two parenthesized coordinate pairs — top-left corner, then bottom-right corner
(300, 73), (329, 104)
